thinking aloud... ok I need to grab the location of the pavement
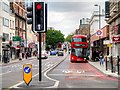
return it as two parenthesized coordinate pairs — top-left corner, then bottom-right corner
(0, 56), (37, 66)
(88, 60), (119, 78)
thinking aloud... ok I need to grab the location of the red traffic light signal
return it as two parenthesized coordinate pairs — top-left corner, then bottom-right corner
(36, 4), (42, 10)
(34, 2), (47, 33)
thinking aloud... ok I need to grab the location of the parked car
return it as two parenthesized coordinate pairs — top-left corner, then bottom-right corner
(37, 50), (48, 59)
(58, 50), (64, 56)
(50, 50), (57, 55)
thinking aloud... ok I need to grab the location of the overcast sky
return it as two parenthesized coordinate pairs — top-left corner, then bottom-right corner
(46, 0), (106, 37)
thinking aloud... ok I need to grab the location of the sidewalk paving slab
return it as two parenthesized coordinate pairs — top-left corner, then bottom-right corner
(88, 61), (118, 78)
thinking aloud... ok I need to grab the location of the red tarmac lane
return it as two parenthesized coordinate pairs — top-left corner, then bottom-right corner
(47, 55), (119, 88)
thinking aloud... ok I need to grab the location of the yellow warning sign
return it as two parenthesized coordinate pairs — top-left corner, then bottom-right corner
(23, 64), (32, 86)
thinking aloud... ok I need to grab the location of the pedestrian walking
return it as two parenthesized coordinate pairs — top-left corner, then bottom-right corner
(22, 52), (24, 59)
(19, 53), (22, 60)
(93, 50), (96, 61)
(95, 50), (99, 61)
(99, 51), (104, 66)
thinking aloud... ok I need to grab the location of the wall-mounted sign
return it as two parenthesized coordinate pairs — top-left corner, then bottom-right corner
(96, 30), (103, 36)
(112, 36), (120, 42)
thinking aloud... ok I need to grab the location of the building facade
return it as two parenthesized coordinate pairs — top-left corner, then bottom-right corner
(75, 18), (90, 36)
(89, 8), (108, 60)
(10, 2), (27, 59)
(0, 2), (2, 61)
(105, 0), (120, 58)
(0, 1), (16, 62)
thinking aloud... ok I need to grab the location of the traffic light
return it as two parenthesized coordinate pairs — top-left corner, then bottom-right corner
(35, 2), (45, 32)
(27, 3), (33, 24)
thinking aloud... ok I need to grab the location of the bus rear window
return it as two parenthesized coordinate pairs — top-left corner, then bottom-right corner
(72, 38), (87, 42)
(71, 48), (87, 57)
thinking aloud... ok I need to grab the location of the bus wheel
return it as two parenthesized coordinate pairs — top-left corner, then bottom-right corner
(71, 61), (74, 63)
(85, 61), (88, 63)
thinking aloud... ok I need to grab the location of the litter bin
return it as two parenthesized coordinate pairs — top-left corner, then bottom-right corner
(2, 49), (10, 63)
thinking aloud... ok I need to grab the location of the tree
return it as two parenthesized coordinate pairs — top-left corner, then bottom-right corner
(65, 33), (74, 42)
(46, 29), (65, 50)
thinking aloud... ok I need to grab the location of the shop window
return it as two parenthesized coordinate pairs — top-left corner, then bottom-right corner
(3, 33), (9, 41)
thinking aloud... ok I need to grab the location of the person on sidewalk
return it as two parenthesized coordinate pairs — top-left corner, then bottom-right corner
(95, 49), (99, 61)
(19, 53), (22, 61)
(99, 51), (104, 66)
(93, 50), (96, 62)
(22, 52), (24, 59)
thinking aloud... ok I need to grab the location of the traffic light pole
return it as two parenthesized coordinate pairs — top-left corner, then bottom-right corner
(27, 2), (47, 81)
(39, 32), (42, 81)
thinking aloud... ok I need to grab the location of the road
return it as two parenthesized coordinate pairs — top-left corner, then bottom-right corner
(0, 55), (65, 89)
(1, 54), (119, 89)
(47, 55), (119, 88)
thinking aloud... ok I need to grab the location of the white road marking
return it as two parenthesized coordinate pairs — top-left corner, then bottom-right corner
(48, 73), (104, 77)
(44, 57), (66, 88)
(62, 70), (85, 74)
(9, 55), (67, 88)
(0, 71), (12, 76)
(77, 70), (81, 73)
(0, 62), (46, 76)
(43, 62), (60, 88)
(9, 62), (58, 88)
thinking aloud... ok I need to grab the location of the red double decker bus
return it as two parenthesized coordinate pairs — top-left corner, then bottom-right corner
(70, 35), (88, 62)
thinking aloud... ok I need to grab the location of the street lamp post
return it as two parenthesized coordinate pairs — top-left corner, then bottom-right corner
(94, 4), (101, 29)
(94, 4), (103, 52)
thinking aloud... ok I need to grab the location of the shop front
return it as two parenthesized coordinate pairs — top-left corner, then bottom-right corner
(90, 25), (109, 61)
(112, 36), (120, 57)
(0, 36), (2, 62)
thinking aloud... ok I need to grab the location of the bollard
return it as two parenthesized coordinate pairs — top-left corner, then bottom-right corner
(117, 56), (120, 75)
(105, 56), (108, 71)
(111, 56), (114, 73)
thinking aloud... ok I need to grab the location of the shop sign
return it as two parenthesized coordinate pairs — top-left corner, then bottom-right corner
(112, 36), (120, 42)
(113, 24), (119, 34)
(103, 40), (110, 45)
(12, 36), (21, 41)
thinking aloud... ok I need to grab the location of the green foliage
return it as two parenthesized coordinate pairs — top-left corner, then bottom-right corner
(46, 29), (65, 49)
(65, 33), (74, 42)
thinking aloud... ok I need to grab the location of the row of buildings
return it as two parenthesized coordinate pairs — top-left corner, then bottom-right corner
(75, 0), (120, 61)
(0, 1), (46, 62)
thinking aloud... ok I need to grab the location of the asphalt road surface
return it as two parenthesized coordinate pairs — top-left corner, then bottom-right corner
(1, 54), (119, 90)
(47, 55), (119, 88)
(1, 55), (64, 89)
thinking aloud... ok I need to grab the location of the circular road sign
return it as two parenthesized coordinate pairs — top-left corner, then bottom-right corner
(24, 66), (31, 74)
(96, 30), (102, 35)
